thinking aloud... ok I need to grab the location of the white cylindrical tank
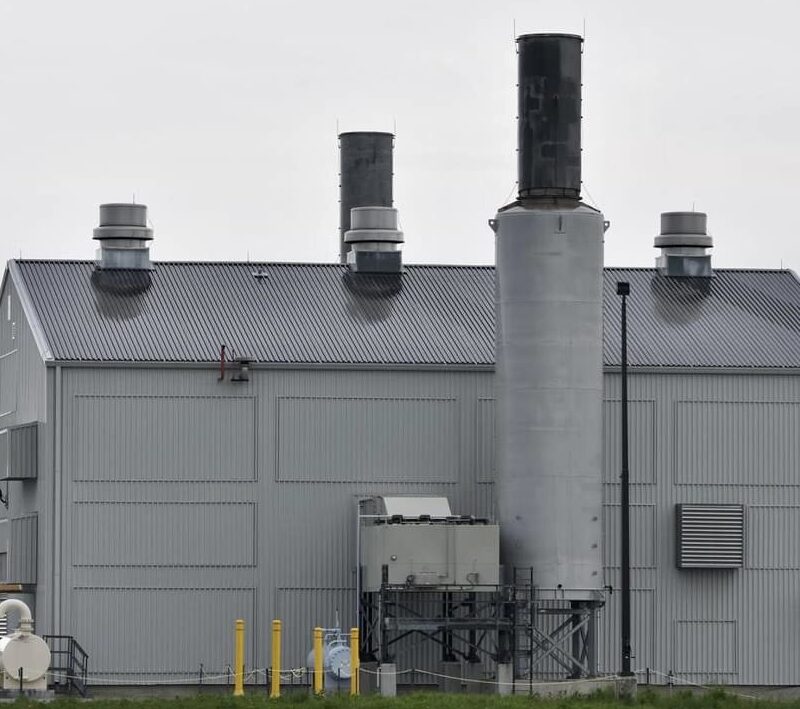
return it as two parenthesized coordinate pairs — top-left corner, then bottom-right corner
(0, 633), (50, 684)
(0, 598), (50, 689)
(493, 201), (605, 600)
(306, 630), (351, 686)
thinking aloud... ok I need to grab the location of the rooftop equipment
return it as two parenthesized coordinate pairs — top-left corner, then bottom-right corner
(93, 203), (153, 271)
(655, 211), (714, 277)
(344, 206), (404, 273)
(339, 132), (394, 265)
(491, 34), (605, 600)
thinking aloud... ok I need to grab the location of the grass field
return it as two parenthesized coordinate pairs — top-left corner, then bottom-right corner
(12, 690), (800, 709)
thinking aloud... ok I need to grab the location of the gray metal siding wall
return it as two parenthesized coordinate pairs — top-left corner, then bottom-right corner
(598, 372), (800, 686)
(0, 278), (51, 635)
(9, 513), (37, 583)
(59, 366), (495, 680)
(54, 364), (800, 685)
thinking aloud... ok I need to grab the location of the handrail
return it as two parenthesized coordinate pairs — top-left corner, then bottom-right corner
(42, 635), (89, 697)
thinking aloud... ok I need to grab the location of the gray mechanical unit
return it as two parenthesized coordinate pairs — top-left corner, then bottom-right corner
(361, 496), (499, 591)
(654, 211), (714, 277)
(93, 203), (154, 271)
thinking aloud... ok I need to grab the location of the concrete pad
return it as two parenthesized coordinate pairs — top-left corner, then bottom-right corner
(513, 676), (637, 698)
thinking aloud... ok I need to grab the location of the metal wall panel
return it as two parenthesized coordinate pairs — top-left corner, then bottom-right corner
(603, 504), (657, 568)
(73, 588), (256, 678)
(274, 587), (355, 669)
(0, 423), (38, 480)
(0, 278), (47, 426)
(70, 395), (256, 481)
(672, 620), (737, 675)
(72, 502), (256, 567)
(276, 396), (459, 482)
(746, 506), (800, 569)
(597, 584), (656, 675)
(476, 398), (495, 483)
(675, 402), (800, 485)
(0, 352), (16, 419)
(602, 371), (800, 686)
(9, 513), (37, 583)
(602, 400), (655, 483)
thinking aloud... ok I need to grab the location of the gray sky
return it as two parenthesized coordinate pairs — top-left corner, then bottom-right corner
(1, 0), (798, 271)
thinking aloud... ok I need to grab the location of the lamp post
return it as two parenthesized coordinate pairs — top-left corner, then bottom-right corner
(616, 281), (633, 678)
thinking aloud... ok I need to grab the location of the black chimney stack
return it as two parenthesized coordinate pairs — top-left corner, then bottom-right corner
(338, 132), (394, 264)
(517, 34), (583, 200)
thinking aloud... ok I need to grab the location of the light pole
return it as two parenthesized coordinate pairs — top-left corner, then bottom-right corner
(616, 281), (633, 678)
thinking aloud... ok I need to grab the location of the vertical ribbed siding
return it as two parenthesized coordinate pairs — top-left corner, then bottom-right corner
(60, 366), (495, 679)
(601, 371), (800, 685)
(17, 354), (800, 685)
(0, 351), (16, 416)
(675, 402), (800, 485)
(276, 397), (460, 482)
(9, 514), (37, 584)
(0, 423), (38, 480)
(71, 395), (255, 481)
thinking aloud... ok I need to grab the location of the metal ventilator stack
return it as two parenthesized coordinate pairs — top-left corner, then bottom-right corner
(490, 33), (607, 679)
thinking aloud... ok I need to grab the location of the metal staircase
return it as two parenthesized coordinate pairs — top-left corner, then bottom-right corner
(43, 635), (88, 697)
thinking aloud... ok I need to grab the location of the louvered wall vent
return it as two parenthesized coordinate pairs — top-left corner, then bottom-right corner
(676, 504), (744, 569)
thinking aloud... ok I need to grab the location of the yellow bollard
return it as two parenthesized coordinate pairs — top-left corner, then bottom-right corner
(270, 619), (281, 698)
(350, 628), (360, 696)
(234, 619), (245, 697)
(313, 626), (324, 695)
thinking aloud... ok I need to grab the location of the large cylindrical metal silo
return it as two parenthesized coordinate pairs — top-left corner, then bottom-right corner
(492, 34), (605, 601)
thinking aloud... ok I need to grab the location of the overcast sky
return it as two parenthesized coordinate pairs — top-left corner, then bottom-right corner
(1, 0), (798, 272)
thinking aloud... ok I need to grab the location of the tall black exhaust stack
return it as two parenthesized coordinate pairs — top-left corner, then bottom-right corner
(339, 132), (394, 264)
(517, 34), (582, 200)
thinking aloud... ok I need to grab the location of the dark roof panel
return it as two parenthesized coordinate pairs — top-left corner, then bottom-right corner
(12, 260), (800, 368)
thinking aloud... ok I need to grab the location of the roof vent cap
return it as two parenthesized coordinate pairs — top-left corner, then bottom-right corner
(655, 211), (713, 277)
(345, 206), (404, 273)
(93, 203), (154, 271)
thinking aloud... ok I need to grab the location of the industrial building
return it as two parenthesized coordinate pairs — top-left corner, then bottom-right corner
(1, 33), (800, 690)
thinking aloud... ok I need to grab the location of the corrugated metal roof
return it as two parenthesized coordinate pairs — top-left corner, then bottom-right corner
(10, 260), (800, 368)
(603, 268), (800, 368)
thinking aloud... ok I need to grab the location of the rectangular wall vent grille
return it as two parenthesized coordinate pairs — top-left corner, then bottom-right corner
(676, 504), (744, 569)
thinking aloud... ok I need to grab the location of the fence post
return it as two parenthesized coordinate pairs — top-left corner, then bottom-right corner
(313, 627), (324, 695)
(234, 619), (245, 696)
(271, 620), (282, 698)
(350, 628), (360, 696)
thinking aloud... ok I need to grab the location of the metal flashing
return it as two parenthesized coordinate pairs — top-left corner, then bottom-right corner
(6, 260), (53, 361)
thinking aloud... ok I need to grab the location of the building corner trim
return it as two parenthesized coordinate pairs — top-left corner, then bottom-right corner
(7, 261), (54, 362)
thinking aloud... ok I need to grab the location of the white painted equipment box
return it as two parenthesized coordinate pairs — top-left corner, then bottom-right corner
(362, 519), (500, 590)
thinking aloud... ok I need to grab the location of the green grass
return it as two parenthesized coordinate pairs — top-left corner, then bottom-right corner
(12, 689), (800, 709)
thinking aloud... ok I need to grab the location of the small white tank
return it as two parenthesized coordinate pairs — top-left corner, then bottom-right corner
(0, 633), (50, 685)
(306, 628), (352, 687)
(0, 599), (50, 691)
